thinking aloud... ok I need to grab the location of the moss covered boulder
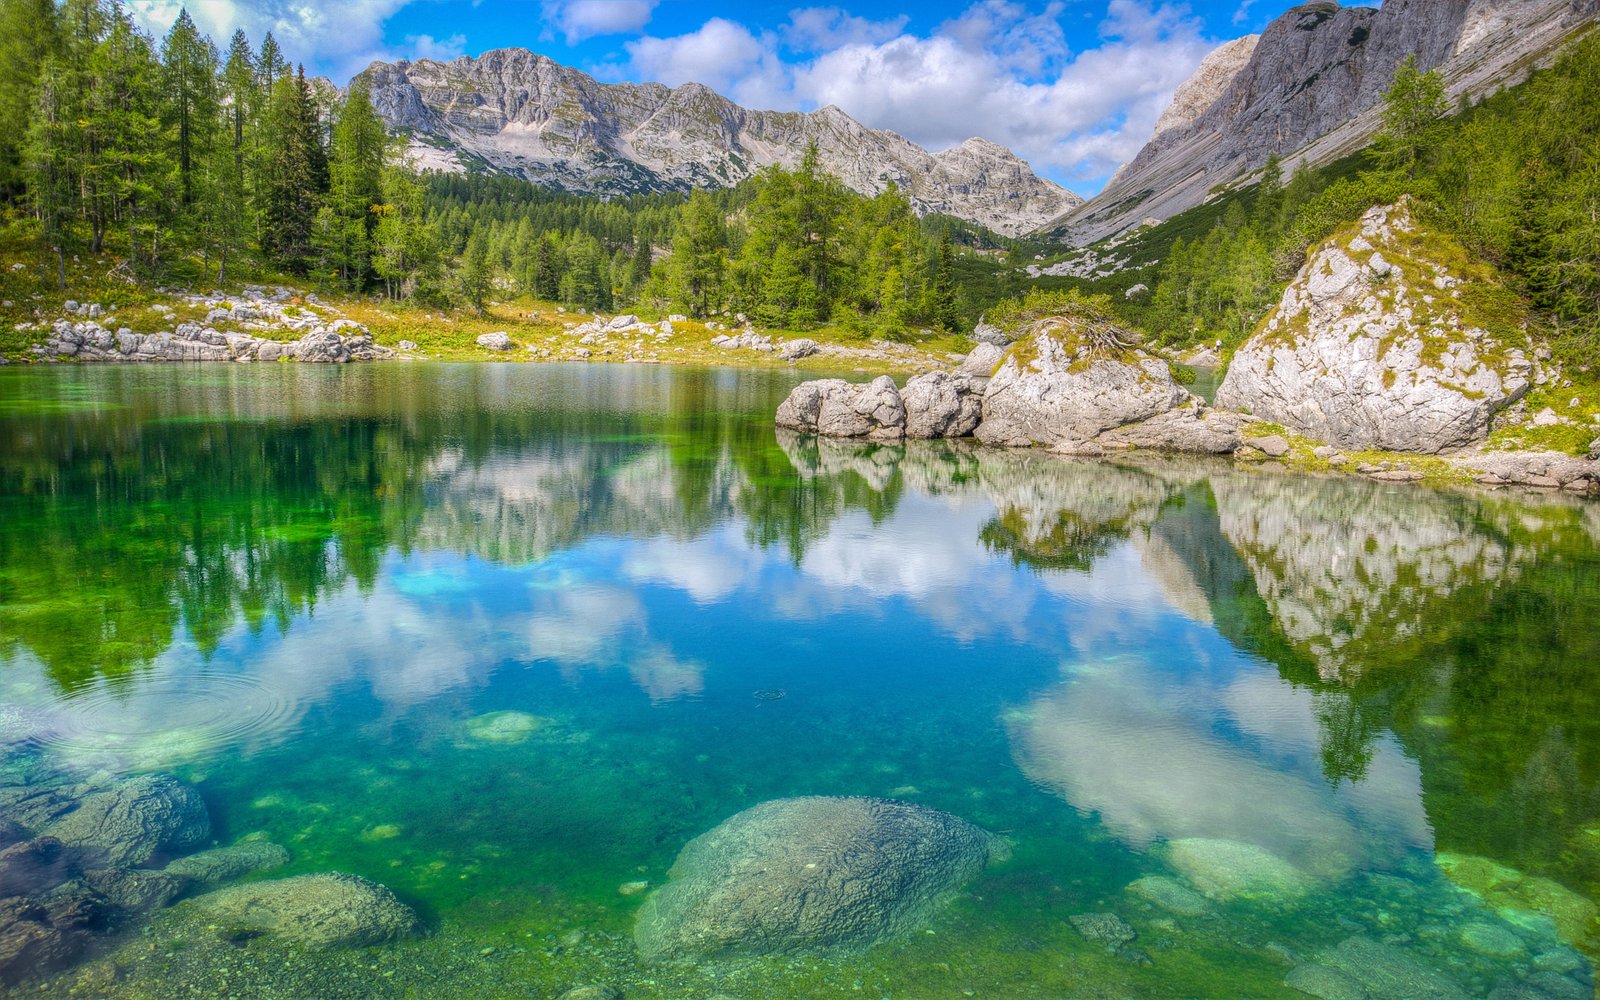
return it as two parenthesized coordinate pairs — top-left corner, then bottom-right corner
(1216, 200), (1534, 453)
(634, 796), (1000, 959)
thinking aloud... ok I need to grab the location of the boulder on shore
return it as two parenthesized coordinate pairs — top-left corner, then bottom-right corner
(975, 313), (1189, 447)
(634, 796), (1000, 959)
(1215, 200), (1533, 454)
(901, 372), (984, 439)
(776, 377), (907, 440)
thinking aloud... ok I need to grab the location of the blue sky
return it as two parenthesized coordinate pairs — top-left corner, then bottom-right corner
(128, 1), (1374, 194)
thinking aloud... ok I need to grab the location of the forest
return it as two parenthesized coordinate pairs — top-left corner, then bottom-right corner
(0, 0), (985, 335)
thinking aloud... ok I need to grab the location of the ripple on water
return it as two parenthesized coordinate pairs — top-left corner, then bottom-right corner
(37, 672), (299, 769)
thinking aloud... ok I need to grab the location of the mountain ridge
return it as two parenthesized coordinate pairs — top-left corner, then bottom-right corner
(1048, 0), (1599, 245)
(357, 47), (1082, 237)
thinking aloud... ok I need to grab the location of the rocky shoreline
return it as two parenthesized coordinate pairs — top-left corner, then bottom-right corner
(776, 203), (1600, 496)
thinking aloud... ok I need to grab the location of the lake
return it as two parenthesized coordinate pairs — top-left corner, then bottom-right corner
(2, 363), (1598, 999)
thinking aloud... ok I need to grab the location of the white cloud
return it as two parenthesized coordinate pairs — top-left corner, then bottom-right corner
(617, 18), (790, 108)
(405, 32), (468, 62)
(541, 0), (659, 45)
(128, 0), (418, 81)
(782, 7), (908, 51)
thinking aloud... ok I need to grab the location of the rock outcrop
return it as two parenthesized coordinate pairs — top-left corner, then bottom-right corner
(634, 796), (998, 959)
(1049, 0), (1596, 243)
(1216, 202), (1533, 453)
(360, 50), (1081, 236)
(975, 316), (1189, 447)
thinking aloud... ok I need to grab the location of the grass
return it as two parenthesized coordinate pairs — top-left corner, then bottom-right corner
(0, 226), (967, 376)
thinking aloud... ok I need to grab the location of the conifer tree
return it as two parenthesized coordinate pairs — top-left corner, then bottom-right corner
(0, 0), (60, 196)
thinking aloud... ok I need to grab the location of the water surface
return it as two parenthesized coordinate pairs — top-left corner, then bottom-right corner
(2, 364), (1599, 999)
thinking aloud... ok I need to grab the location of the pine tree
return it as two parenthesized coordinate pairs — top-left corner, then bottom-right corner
(669, 191), (726, 317)
(1379, 54), (1448, 178)
(930, 230), (958, 330)
(319, 79), (385, 287)
(160, 9), (218, 207)
(214, 30), (256, 283)
(457, 227), (491, 312)
(0, 0), (60, 196)
(260, 67), (327, 273)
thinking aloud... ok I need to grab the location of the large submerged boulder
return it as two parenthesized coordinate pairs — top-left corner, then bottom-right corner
(183, 873), (418, 948)
(42, 774), (210, 868)
(975, 311), (1189, 447)
(1215, 200), (1533, 453)
(634, 796), (1000, 959)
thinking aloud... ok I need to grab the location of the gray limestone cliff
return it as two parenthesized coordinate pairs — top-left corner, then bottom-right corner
(1049, 0), (1597, 244)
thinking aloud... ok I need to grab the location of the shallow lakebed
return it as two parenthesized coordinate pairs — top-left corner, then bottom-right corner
(2, 364), (1599, 998)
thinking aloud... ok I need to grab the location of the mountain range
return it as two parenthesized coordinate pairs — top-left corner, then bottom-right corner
(358, 49), (1082, 237)
(356, 0), (1598, 244)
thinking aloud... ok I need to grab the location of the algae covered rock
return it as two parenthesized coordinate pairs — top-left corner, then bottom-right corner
(463, 710), (549, 745)
(975, 307), (1189, 448)
(634, 796), (999, 959)
(185, 872), (418, 948)
(1435, 852), (1599, 951)
(43, 774), (210, 868)
(1216, 200), (1533, 454)
(164, 840), (291, 885)
(1165, 837), (1312, 902)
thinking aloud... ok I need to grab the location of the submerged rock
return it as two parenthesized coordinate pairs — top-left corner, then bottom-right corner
(1216, 201), (1533, 454)
(1165, 838), (1312, 902)
(164, 840), (290, 885)
(1069, 912), (1136, 949)
(185, 873), (418, 948)
(634, 796), (999, 959)
(43, 774), (210, 868)
(1126, 875), (1209, 916)
(0, 891), (103, 985)
(0, 838), (71, 898)
(82, 866), (188, 912)
(1436, 853), (1599, 951)
(463, 710), (548, 745)
(975, 313), (1189, 448)
(1308, 936), (1469, 1000)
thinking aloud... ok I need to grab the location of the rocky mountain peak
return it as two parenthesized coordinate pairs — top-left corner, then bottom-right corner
(357, 49), (1079, 236)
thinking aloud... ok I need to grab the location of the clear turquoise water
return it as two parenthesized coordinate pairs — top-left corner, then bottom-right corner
(2, 363), (1599, 999)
